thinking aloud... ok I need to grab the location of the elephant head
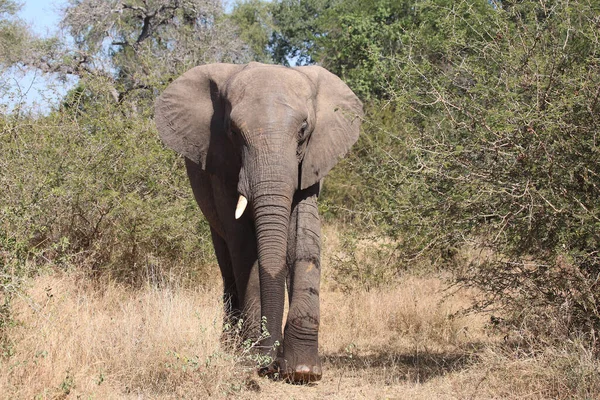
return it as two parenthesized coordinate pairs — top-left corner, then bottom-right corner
(155, 62), (362, 358)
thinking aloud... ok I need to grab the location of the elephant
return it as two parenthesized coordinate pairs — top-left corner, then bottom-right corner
(154, 62), (363, 383)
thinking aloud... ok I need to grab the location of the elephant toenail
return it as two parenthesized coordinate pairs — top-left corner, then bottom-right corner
(295, 364), (311, 373)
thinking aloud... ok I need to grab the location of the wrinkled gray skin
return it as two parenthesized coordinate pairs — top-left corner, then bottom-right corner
(155, 62), (363, 383)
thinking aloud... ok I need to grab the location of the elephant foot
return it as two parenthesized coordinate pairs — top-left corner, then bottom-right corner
(280, 362), (322, 383)
(279, 321), (322, 383)
(257, 360), (280, 379)
(257, 358), (322, 384)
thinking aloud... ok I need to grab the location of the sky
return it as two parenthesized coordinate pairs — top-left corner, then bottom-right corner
(8, 0), (70, 113)
(19, 0), (64, 36)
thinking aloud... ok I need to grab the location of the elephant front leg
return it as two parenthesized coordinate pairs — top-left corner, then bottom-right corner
(281, 184), (322, 383)
(210, 228), (240, 322)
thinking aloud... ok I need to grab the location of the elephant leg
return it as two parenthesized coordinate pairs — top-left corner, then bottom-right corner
(210, 227), (240, 328)
(186, 159), (261, 344)
(280, 183), (322, 383)
(227, 235), (261, 342)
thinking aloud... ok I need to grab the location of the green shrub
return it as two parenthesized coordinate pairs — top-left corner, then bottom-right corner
(1, 76), (215, 288)
(322, 0), (600, 346)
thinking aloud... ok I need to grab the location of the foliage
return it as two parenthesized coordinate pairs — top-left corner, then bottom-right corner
(314, 0), (415, 99)
(229, 0), (274, 63)
(2, 0), (254, 106)
(234, 0), (422, 98)
(0, 0), (29, 71)
(64, 0), (249, 90)
(1, 76), (215, 288)
(322, 0), (600, 346)
(268, 0), (333, 65)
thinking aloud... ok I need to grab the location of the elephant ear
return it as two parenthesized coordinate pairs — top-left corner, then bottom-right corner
(155, 63), (244, 176)
(296, 66), (364, 190)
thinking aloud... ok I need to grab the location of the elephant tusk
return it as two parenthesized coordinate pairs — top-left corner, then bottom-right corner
(235, 195), (248, 219)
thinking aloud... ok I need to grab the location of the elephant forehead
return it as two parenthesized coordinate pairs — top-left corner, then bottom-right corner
(225, 66), (315, 101)
(230, 100), (306, 132)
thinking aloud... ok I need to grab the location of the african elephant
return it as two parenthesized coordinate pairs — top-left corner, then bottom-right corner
(155, 62), (363, 383)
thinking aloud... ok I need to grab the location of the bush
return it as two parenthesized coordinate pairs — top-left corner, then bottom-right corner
(322, 0), (600, 346)
(1, 76), (215, 289)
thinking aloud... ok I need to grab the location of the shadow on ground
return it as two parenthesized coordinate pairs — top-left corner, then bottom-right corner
(322, 345), (482, 384)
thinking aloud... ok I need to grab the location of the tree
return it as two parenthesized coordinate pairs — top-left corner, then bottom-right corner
(268, 0), (332, 65)
(3, 0), (253, 106)
(0, 0), (30, 71)
(338, 0), (600, 344)
(229, 0), (274, 63)
(314, 0), (414, 98)
(235, 0), (419, 98)
(270, 0), (600, 345)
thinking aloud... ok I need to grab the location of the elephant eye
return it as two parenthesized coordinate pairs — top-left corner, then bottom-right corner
(298, 121), (309, 140)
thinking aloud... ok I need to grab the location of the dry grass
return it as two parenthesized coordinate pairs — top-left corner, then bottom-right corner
(1, 271), (480, 399)
(1, 227), (598, 399)
(0, 272), (241, 399)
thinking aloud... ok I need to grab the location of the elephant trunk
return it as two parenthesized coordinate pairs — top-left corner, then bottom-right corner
(246, 152), (296, 357)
